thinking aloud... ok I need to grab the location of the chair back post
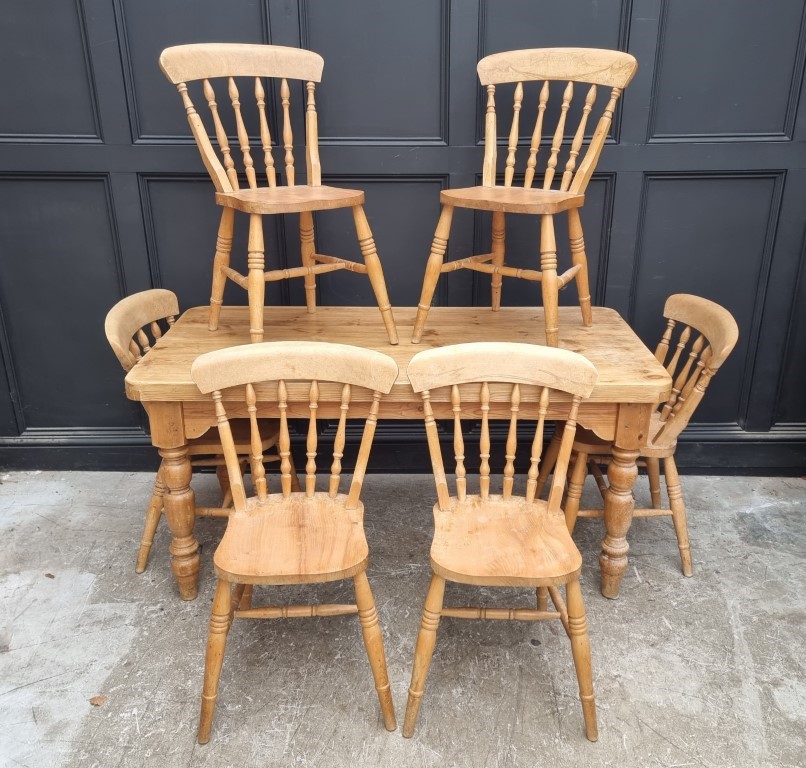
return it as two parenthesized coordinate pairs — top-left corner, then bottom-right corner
(104, 289), (179, 372)
(476, 48), (637, 194)
(652, 294), (739, 445)
(159, 44), (325, 190)
(190, 341), (398, 509)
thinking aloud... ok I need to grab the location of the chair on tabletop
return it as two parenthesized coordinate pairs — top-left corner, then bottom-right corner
(160, 43), (399, 345)
(411, 48), (637, 346)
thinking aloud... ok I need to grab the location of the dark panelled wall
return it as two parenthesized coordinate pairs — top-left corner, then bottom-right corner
(0, 0), (805, 472)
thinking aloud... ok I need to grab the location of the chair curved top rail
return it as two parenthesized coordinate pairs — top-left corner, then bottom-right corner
(191, 341), (399, 395)
(105, 289), (179, 372)
(663, 294), (739, 368)
(477, 47), (637, 88)
(407, 342), (597, 397)
(159, 43), (324, 84)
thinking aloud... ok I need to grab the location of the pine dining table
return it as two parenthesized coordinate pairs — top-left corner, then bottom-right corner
(125, 305), (672, 601)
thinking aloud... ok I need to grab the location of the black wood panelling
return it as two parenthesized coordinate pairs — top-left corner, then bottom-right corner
(0, 0), (804, 472)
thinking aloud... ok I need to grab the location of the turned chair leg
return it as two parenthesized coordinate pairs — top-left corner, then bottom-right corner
(646, 457), (662, 509)
(540, 214), (560, 347)
(412, 205), (454, 343)
(209, 208), (234, 332)
(136, 466), (166, 573)
(491, 211), (505, 311)
(565, 451), (589, 533)
(663, 456), (693, 577)
(247, 213), (266, 344)
(566, 579), (598, 742)
(352, 205), (398, 345)
(198, 579), (233, 744)
(299, 210), (317, 313)
(567, 209), (593, 327)
(535, 429), (562, 498)
(403, 574), (446, 737)
(354, 571), (397, 731)
(536, 586), (549, 611)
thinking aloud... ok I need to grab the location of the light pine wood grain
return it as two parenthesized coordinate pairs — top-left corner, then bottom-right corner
(559, 294), (738, 579)
(190, 342), (398, 741)
(160, 43), (398, 344)
(105, 290), (289, 574)
(412, 48), (637, 346)
(402, 343), (598, 740)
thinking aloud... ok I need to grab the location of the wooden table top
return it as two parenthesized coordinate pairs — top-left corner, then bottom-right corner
(126, 306), (671, 405)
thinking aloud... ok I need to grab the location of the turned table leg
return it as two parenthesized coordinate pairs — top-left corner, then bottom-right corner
(147, 402), (200, 600)
(599, 403), (649, 599)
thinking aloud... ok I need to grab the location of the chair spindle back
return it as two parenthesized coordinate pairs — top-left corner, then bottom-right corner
(191, 341), (398, 513)
(160, 43), (325, 194)
(476, 48), (637, 193)
(408, 343), (598, 515)
(652, 294), (739, 444)
(104, 289), (179, 372)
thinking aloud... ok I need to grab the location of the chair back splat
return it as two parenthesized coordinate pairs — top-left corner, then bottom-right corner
(652, 293), (739, 445)
(160, 43), (324, 192)
(104, 289), (179, 372)
(407, 342), (598, 514)
(191, 341), (399, 512)
(476, 48), (637, 192)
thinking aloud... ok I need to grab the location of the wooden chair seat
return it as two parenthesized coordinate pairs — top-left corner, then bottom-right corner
(187, 418), (279, 455)
(215, 185), (365, 215)
(431, 496), (582, 587)
(213, 492), (369, 585)
(440, 185), (584, 215)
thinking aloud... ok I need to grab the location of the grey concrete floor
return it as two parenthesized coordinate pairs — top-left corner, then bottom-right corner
(0, 470), (804, 768)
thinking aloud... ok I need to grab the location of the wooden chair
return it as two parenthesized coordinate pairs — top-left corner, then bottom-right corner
(403, 342), (600, 740)
(105, 289), (296, 573)
(160, 43), (398, 345)
(543, 294), (739, 576)
(190, 340), (399, 743)
(411, 48), (638, 346)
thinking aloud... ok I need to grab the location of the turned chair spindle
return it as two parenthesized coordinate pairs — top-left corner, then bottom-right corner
(412, 48), (638, 346)
(190, 341), (399, 742)
(402, 342), (599, 741)
(160, 43), (398, 345)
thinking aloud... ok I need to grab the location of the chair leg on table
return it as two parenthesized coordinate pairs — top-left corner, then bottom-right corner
(646, 457), (662, 510)
(540, 214), (559, 347)
(299, 210), (317, 313)
(412, 205), (454, 343)
(136, 466), (165, 573)
(352, 205), (398, 345)
(198, 579), (232, 744)
(209, 207), (234, 332)
(353, 571), (397, 731)
(247, 213), (266, 344)
(565, 451), (589, 533)
(403, 574), (446, 737)
(535, 429), (562, 498)
(664, 456), (693, 577)
(491, 211), (505, 311)
(568, 208), (592, 327)
(566, 579), (598, 742)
